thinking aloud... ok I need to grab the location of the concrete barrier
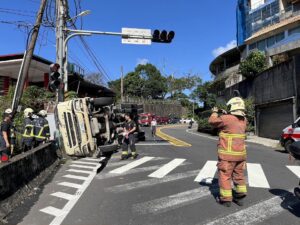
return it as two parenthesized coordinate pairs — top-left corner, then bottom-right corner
(0, 142), (60, 221)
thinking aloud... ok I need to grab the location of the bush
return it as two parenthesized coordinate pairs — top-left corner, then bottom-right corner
(239, 51), (267, 79)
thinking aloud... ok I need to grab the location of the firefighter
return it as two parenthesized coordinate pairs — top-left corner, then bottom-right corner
(0, 108), (13, 162)
(208, 97), (247, 207)
(34, 110), (50, 146)
(22, 108), (35, 152)
(121, 113), (138, 160)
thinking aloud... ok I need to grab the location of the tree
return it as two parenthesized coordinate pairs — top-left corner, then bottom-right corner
(135, 64), (167, 99)
(85, 72), (104, 85)
(191, 81), (216, 110)
(239, 51), (267, 79)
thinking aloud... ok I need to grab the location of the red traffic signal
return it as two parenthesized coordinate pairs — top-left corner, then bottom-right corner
(152, 30), (175, 43)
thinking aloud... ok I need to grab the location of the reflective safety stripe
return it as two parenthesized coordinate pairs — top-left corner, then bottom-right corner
(122, 151), (128, 155)
(235, 185), (247, 193)
(219, 132), (246, 138)
(218, 149), (246, 156)
(23, 124), (34, 137)
(220, 188), (232, 197)
(131, 152), (137, 155)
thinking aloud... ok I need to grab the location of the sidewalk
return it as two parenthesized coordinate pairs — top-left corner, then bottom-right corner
(246, 135), (282, 149)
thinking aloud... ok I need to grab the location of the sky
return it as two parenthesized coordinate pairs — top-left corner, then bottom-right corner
(0, 0), (237, 84)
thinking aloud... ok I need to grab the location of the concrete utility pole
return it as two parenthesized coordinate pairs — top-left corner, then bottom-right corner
(12, 0), (48, 113)
(56, 0), (67, 102)
(121, 66), (124, 103)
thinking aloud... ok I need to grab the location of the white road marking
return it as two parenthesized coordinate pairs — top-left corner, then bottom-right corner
(71, 161), (100, 166)
(40, 164), (101, 225)
(63, 174), (89, 181)
(148, 158), (186, 178)
(69, 164), (96, 170)
(247, 163), (270, 188)
(287, 165), (300, 178)
(51, 192), (75, 201)
(78, 157), (105, 162)
(109, 156), (154, 174)
(203, 191), (300, 225)
(58, 182), (82, 189)
(96, 162), (190, 180)
(186, 129), (218, 141)
(133, 186), (218, 214)
(106, 157), (166, 168)
(40, 206), (64, 217)
(194, 161), (218, 184)
(107, 170), (198, 193)
(66, 169), (94, 175)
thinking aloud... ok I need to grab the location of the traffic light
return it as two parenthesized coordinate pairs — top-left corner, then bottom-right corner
(152, 29), (175, 43)
(48, 63), (61, 92)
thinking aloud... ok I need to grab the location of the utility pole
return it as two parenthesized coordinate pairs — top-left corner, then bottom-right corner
(56, 0), (67, 102)
(121, 66), (124, 103)
(12, 0), (48, 112)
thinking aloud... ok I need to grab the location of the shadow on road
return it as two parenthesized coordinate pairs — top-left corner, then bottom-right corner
(197, 179), (219, 201)
(269, 188), (300, 218)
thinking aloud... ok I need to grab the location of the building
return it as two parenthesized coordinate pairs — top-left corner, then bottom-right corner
(209, 0), (300, 139)
(0, 53), (114, 98)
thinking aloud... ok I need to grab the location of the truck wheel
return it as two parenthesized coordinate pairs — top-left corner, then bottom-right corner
(284, 140), (294, 153)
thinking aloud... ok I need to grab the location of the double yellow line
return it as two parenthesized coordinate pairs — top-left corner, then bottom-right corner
(156, 125), (192, 147)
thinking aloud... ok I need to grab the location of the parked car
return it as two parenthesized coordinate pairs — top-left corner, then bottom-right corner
(280, 117), (300, 152)
(157, 116), (170, 125)
(138, 113), (155, 126)
(169, 117), (181, 124)
(180, 118), (192, 124)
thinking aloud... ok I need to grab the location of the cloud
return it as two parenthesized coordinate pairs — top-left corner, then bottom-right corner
(136, 58), (149, 65)
(212, 40), (237, 57)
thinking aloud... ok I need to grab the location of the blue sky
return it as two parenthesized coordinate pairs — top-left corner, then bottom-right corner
(0, 0), (237, 84)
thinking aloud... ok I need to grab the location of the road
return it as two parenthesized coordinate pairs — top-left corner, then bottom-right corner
(8, 125), (300, 225)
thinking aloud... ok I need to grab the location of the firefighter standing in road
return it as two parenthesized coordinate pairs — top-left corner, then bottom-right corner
(22, 108), (35, 152)
(121, 113), (138, 160)
(34, 110), (50, 146)
(208, 97), (248, 207)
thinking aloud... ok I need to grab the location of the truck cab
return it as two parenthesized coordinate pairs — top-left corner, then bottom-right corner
(55, 97), (119, 158)
(280, 117), (300, 152)
(138, 113), (155, 126)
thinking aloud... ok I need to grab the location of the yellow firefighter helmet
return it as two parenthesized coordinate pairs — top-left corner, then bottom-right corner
(227, 97), (246, 117)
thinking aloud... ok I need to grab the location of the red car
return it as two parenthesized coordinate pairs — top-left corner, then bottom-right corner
(156, 116), (170, 125)
(138, 113), (155, 126)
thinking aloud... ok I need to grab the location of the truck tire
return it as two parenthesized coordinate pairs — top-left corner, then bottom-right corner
(93, 97), (114, 107)
(284, 140), (294, 153)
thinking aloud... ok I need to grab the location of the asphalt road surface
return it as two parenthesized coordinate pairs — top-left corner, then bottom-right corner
(8, 125), (300, 225)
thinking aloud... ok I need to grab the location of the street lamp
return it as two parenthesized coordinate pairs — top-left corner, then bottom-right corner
(68, 10), (91, 22)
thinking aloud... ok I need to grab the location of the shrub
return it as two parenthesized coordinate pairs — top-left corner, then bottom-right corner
(239, 51), (267, 79)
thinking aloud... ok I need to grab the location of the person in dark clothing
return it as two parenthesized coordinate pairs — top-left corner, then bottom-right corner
(34, 110), (50, 146)
(0, 108), (13, 162)
(121, 113), (138, 160)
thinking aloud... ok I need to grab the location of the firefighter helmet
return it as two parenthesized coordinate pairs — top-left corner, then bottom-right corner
(24, 108), (34, 118)
(38, 110), (47, 117)
(227, 97), (246, 117)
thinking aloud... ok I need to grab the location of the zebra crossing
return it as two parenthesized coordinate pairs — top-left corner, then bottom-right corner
(100, 156), (300, 189)
(37, 155), (300, 225)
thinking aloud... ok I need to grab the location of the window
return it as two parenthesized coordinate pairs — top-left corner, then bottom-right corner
(275, 32), (284, 42)
(288, 26), (300, 36)
(249, 42), (257, 50)
(267, 36), (275, 47)
(257, 39), (266, 51)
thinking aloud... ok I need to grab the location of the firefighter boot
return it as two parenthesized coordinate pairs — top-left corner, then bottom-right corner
(217, 199), (231, 207)
(294, 187), (300, 200)
(233, 194), (246, 206)
(131, 152), (139, 159)
(121, 152), (129, 160)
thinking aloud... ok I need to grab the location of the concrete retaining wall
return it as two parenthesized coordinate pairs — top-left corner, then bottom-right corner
(0, 143), (60, 221)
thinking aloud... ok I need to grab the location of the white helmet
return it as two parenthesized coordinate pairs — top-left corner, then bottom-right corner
(38, 110), (47, 117)
(4, 108), (12, 114)
(24, 108), (34, 118)
(227, 97), (246, 117)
